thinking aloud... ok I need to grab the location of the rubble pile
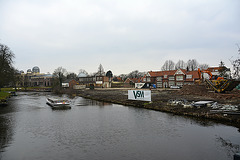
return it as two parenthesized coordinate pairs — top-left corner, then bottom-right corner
(211, 102), (239, 111)
(178, 85), (240, 102)
(178, 84), (209, 96)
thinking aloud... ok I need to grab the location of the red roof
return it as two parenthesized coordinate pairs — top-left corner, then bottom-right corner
(185, 70), (200, 81)
(207, 67), (222, 72)
(124, 78), (141, 83)
(144, 69), (200, 81)
(146, 70), (176, 77)
(146, 69), (183, 77)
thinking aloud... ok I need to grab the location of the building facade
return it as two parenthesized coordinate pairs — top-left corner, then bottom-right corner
(206, 67), (231, 79)
(78, 76), (111, 88)
(18, 66), (53, 87)
(143, 69), (200, 88)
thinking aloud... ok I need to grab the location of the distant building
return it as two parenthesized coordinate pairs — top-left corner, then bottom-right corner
(62, 79), (78, 89)
(206, 67), (231, 79)
(18, 66), (53, 87)
(143, 69), (200, 88)
(78, 75), (111, 88)
(32, 66), (40, 73)
(30, 74), (53, 87)
(124, 78), (142, 88)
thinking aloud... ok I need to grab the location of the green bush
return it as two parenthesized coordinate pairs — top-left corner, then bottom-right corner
(0, 91), (10, 100)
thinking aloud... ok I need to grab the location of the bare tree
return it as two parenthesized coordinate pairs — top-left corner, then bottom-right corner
(230, 45), (240, 79)
(119, 74), (127, 81)
(66, 72), (77, 80)
(161, 60), (175, 71)
(89, 72), (97, 77)
(127, 70), (143, 78)
(186, 59), (198, 71)
(199, 64), (209, 70)
(23, 74), (30, 91)
(53, 67), (67, 87)
(78, 69), (88, 76)
(97, 64), (105, 76)
(175, 60), (186, 70)
(231, 59), (240, 79)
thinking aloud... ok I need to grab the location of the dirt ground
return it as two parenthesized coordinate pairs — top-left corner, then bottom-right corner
(75, 85), (240, 128)
(76, 85), (240, 105)
(177, 84), (240, 104)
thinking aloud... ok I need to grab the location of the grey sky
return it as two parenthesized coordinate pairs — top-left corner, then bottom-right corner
(0, 0), (239, 75)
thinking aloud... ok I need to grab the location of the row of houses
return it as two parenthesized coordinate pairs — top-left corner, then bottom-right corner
(124, 67), (231, 88)
(142, 69), (200, 88)
(17, 66), (231, 89)
(62, 67), (231, 89)
(122, 69), (200, 89)
(62, 75), (111, 89)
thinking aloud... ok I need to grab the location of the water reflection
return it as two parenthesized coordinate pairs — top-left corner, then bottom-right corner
(72, 97), (112, 107)
(0, 92), (239, 160)
(0, 114), (14, 153)
(216, 136), (240, 158)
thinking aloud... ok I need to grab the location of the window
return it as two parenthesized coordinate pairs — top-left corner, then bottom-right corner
(176, 82), (183, 86)
(143, 78), (146, 82)
(176, 75), (183, 81)
(157, 82), (162, 88)
(169, 81), (175, 86)
(168, 76), (174, 81)
(164, 75), (167, 78)
(97, 77), (102, 81)
(157, 77), (162, 81)
(147, 77), (151, 82)
(186, 75), (192, 79)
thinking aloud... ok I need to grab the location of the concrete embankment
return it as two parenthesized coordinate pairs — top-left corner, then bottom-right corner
(76, 88), (240, 128)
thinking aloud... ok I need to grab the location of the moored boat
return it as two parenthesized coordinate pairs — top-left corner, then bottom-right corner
(46, 98), (71, 109)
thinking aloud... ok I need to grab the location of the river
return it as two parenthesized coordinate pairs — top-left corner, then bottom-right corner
(0, 92), (239, 160)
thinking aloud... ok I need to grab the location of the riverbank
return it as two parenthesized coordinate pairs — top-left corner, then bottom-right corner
(75, 85), (240, 128)
(0, 91), (10, 105)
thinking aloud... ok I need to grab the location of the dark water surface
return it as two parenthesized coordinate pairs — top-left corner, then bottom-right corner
(0, 92), (239, 160)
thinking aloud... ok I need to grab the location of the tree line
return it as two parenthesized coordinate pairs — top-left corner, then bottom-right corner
(161, 59), (209, 71)
(1, 42), (239, 91)
(53, 56), (240, 87)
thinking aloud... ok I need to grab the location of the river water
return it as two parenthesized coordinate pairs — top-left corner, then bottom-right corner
(0, 92), (239, 160)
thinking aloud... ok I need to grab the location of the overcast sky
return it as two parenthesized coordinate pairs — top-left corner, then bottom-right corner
(0, 0), (239, 75)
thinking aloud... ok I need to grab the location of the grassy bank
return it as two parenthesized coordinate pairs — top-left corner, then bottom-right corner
(0, 91), (10, 100)
(1, 88), (16, 92)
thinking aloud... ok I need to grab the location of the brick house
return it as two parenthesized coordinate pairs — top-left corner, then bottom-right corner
(95, 76), (111, 88)
(143, 69), (200, 88)
(62, 79), (78, 89)
(124, 78), (142, 88)
(78, 76), (111, 88)
(69, 79), (78, 89)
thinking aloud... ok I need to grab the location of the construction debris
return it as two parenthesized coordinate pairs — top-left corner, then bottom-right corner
(167, 98), (239, 112)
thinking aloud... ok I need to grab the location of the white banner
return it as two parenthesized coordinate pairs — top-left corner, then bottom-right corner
(96, 81), (103, 84)
(128, 90), (151, 102)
